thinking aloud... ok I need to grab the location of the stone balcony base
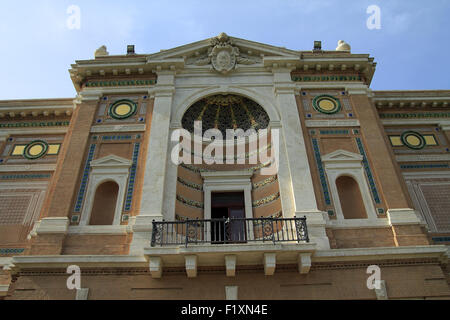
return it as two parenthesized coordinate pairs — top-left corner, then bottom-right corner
(145, 243), (317, 278)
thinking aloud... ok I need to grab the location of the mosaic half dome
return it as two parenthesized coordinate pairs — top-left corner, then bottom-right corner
(182, 95), (270, 136)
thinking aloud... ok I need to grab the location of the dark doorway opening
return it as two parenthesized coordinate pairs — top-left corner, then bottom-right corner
(211, 192), (246, 243)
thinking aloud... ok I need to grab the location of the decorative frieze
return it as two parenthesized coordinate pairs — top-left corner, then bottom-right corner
(0, 173), (51, 180)
(252, 192), (280, 208)
(292, 75), (363, 82)
(0, 248), (24, 255)
(176, 194), (204, 209)
(380, 112), (450, 119)
(177, 177), (203, 191)
(0, 121), (70, 129)
(400, 163), (449, 169)
(84, 79), (156, 88)
(252, 175), (278, 190)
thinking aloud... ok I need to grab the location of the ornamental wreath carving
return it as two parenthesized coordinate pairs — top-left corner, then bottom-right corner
(194, 33), (258, 74)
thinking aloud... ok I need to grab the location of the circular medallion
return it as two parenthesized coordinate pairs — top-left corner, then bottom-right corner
(312, 95), (341, 114)
(109, 100), (137, 120)
(24, 140), (49, 160)
(401, 131), (426, 149)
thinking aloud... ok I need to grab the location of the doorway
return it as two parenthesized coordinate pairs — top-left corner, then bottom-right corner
(211, 192), (246, 243)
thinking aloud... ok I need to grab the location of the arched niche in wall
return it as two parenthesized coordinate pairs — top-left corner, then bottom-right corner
(321, 149), (377, 221)
(79, 155), (132, 226)
(89, 181), (120, 225)
(336, 175), (368, 219)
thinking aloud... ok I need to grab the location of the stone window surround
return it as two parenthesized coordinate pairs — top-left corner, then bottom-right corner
(79, 155), (132, 227)
(0, 181), (48, 227)
(322, 150), (378, 223)
(201, 170), (254, 241)
(404, 171), (450, 233)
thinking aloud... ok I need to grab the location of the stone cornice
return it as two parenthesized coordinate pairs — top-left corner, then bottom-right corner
(373, 90), (450, 110)
(9, 255), (148, 272)
(0, 99), (74, 119)
(313, 245), (448, 264)
(70, 56), (183, 92)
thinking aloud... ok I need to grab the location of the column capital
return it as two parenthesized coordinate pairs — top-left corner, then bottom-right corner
(346, 85), (372, 96)
(0, 133), (9, 142)
(152, 86), (176, 98)
(439, 121), (450, 131)
(75, 90), (103, 104)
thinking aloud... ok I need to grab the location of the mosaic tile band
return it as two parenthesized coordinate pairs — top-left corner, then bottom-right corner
(124, 143), (141, 212)
(74, 144), (96, 212)
(356, 137), (381, 204)
(311, 138), (332, 206)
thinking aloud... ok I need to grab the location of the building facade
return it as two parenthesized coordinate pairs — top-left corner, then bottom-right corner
(0, 34), (449, 300)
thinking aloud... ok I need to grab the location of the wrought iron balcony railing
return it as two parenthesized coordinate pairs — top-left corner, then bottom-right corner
(151, 216), (309, 247)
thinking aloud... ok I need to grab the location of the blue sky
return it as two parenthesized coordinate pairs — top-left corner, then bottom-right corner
(0, 0), (449, 100)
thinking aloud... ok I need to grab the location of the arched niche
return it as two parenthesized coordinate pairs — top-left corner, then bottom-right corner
(336, 175), (368, 219)
(80, 155), (132, 226)
(89, 181), (120, 225)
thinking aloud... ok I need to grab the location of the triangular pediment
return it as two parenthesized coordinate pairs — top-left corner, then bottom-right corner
(148, 33), (299, 64)
(322, 150), (363, 163)
(90, 155), (133, 168)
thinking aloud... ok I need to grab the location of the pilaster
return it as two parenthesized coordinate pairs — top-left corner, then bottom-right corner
(272, 68), (330, 249)
(29, 91), (102, 255)
(349, 90), (428, 244)
(130, 70), (176, 254)
(349, 89), (411, 210)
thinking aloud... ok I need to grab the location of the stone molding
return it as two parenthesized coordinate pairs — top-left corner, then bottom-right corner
(67, 225), (129, 235)
(79, 155), (132, 227)
(90, 124), (146, 133)
(0, 164), (57, 172)
(387, 208), (424, 226)
(396, 154), (450, 162)
(35, 217), (70, 235)
(305, 119), (360, 128)
(0, 284), (9, 297)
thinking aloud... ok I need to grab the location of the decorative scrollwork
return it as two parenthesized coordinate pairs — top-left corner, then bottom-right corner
(151, 223), (164, 246)
(295, 218), (309, 242)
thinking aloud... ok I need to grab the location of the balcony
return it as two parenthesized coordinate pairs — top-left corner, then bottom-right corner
(151, 216), (309, 247)
(145, 216), (314, 278)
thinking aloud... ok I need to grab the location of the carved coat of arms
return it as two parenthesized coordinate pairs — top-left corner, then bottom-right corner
(194, 33), (258, 74)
